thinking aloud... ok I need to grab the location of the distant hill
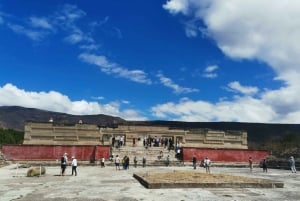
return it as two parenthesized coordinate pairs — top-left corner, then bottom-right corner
(0, 106), (126, 131)
(1, 106), (300, 151)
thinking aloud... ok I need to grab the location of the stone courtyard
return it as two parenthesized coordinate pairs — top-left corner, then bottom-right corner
(0, 163), (299, 201)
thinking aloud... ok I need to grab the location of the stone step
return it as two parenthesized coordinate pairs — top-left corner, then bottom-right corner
(110, 145), (180, 164)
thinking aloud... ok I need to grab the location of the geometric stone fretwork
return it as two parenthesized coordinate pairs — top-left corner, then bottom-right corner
(23, 122), (248, 149)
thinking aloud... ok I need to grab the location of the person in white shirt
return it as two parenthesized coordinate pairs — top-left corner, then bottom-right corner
(71, 156), (78, 176)
(115, 155), (120, 170)
(204, 157), (211, 173)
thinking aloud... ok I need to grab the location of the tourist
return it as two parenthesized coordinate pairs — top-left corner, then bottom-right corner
(192, 156), (197, 169)
(262, 158), (268, 173)
(166, 155), (170, 167)
(115, 155), (120, 170)
(249, 156), (253, 171)
(158, 150), (163, 160)
(134, 156), (138, 168)
(122, 155), (130, 170)
(289, 156), (297, 173)
(142, 156), (146, 168)
(112, 136), (115, 147)
(60, 153), (68, 176)
(71, 156), (77, 176)
(204, 157), (211, 173)
(100, 157), (105, 168)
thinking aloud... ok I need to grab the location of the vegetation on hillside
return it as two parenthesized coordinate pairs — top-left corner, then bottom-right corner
(261, 133), (300, 158)
(0, 128), (24, 146)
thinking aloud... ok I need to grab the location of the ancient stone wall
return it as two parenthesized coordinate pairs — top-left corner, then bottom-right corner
(183, 147), (268, 163)
(23, 122), (247, 149)
(1, 145), (110, 161)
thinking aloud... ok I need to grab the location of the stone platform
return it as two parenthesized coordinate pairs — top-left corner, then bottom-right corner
(133, 171), (284, 189)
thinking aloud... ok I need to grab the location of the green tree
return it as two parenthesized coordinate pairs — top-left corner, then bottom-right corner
(0, 128), (24, 145)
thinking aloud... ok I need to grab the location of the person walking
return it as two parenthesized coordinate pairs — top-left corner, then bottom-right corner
(71, 156), (77, 176)
(289, 156), (297, 173)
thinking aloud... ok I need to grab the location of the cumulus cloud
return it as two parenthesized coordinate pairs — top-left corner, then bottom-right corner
(163, 0), (300, 84)
(79, 53), (152, 84)
(156, 72), (199, 94)
(0, 83), (146, 120)
(151, 97), (276, 123)
(161, 0), (300, 123)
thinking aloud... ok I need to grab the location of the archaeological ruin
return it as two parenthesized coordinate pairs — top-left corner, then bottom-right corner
(2, 121), (269, 164)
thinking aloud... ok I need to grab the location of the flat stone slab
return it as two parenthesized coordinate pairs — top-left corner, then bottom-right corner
(133, 170), (284, 189)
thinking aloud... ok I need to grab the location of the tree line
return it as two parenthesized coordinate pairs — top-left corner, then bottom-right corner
(0, 128), (24, 146)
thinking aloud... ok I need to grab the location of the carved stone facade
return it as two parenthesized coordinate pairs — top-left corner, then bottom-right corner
(23, 122), (248, 149)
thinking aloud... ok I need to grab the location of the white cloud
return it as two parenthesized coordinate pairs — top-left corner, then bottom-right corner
(151, 97), (276, 123)
(164, 0), (300, 85)
(55, 4), (86, 23)
(80, 44), (100, 51)
(0, 83), (146, 120)
(203, 65), (218, 78)
(226, 81), (259, 96)
(29, 17), (53, 30)
(64, 32), (84, 44)
(156, 72), (199, 94)
(7, 23), (46, 41)
(163, 0), (191, 15)
(162, 0), (300, 123)
(79, 53), (152, 84)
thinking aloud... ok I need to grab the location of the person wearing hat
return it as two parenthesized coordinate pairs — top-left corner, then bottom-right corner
(60, 153), (68, 176)
(289, 156), (297, 173)
(71, 156), (78, 176)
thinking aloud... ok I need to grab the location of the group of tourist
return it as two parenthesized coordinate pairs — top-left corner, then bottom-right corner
(59, 153), (296, 175)
(113, 155), (147, 170)
(112, 136), (125, 148)
(143, 136), (174, 150)
(60, 153), (77, 176)
(192, 156), (212, 173)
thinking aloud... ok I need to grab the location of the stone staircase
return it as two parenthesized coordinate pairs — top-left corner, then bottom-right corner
(109, 146), (183, 166)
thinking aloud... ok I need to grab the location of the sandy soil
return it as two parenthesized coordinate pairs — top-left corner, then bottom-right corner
(140, 170), (266, 183)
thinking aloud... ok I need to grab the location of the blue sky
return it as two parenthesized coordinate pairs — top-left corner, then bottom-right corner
(1, 0), (300, 123)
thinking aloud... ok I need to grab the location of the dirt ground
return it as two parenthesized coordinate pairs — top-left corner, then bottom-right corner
(139, 170), (267, 183)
